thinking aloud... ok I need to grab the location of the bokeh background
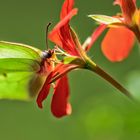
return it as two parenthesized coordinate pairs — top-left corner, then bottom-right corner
(0, 0), (140, 140)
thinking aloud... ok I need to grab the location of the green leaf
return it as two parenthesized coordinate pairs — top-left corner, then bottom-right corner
(88, 14), (121, 25)
(0, 41), (45, 100)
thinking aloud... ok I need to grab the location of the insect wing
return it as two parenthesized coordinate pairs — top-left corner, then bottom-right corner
(0, 41), (45, 100)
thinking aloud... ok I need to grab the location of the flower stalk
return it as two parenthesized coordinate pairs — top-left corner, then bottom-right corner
(36, 0), (135, 118)
(132, 25), (140, 43)
(85, 57), (134, 100)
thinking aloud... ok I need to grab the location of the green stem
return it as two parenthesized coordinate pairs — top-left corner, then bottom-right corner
(132, 25), (140, 43)
(86, 58), (134, 100)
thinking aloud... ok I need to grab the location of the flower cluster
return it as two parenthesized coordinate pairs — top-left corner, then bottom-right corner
(90, 0), (140, 61)
(36, 0), (137, 118)
(37, 0), (100, 118)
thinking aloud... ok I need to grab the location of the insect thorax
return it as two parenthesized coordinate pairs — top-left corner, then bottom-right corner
(42, 50), (54, 59)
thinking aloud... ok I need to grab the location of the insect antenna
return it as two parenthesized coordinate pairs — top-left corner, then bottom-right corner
(46, 22), (51, 50)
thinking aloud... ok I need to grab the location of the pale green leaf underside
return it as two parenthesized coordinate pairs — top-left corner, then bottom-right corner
(88, 14), (121, 25)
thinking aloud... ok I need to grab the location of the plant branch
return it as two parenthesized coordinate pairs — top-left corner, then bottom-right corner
(86, 58), (134, 100)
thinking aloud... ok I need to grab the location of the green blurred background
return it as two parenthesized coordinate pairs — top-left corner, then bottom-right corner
(0, 0), (140, 140)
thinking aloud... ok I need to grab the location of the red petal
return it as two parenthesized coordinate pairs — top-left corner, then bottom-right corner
(51, 75), (72, 118)
(114, 0), (136, 5)
(85, 24), (106, 51)
(101, 27), (135, 62)
(114, 0), (136, 24)
(50, 63), (79, 83)
(48, 9), (78, 47)
(48, 0), (79, 56)
(60, 0), (74, 19)
(36, 73), (52, 108)
(48, 9), (79, 56)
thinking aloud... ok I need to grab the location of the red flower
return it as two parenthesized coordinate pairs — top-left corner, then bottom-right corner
(36, 0), (83, 118)
(36, 0), (102, 118)
(36, 0), (134, 118)
(90, 0), (140, 62)
(114, 0), (136, 24)
(48, 0), (79, 56)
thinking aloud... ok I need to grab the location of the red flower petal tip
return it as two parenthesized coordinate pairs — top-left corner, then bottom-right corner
(52, 103), (72, 118)
(51, 76), (72, 118)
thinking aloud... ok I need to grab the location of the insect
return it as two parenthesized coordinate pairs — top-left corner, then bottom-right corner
(0, 23), (55, 100)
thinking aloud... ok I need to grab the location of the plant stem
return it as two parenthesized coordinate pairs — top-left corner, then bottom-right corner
(132, 25), (140, 43)
(86, 58), (134, 100)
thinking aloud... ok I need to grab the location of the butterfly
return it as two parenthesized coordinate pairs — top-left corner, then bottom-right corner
(0, 23), (54, 100)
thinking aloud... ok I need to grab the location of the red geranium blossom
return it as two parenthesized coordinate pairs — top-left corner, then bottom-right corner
(36, 0), (80, 118)
(89, 0), (140, 62)
(36, 0), (102, 118)
(36, 0), (133, 118)
(36, 0), (105, 118)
